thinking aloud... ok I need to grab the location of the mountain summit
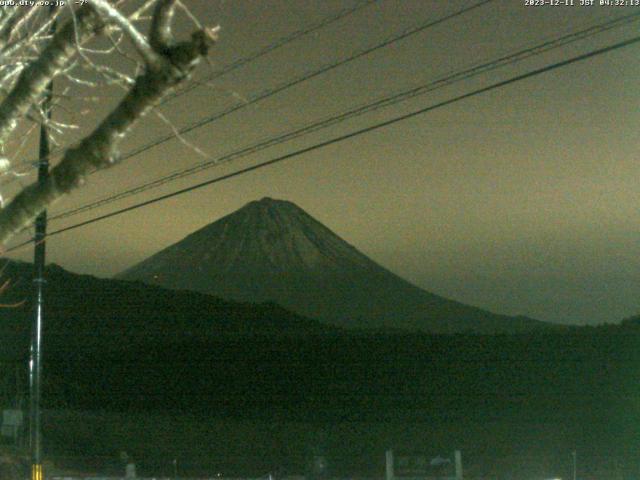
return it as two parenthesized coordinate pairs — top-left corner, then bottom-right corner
(119, 197), (550, 333)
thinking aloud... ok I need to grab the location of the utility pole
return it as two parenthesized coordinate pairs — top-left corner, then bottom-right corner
(30, 89), (51, 480)
(385, 450), (394, 480)
(572, 450), (577, 480)
(30, 9), (55, 480)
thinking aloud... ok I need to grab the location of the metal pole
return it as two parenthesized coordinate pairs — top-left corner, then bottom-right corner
(454, 450), (463, 480)
(30, 11), (55, 480)
(385, 450), (394, 480)
(572, 451), (577, 480)
(30, 98), (51, 480)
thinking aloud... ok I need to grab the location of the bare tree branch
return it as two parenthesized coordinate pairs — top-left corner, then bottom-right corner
(150, 0), (177, 52)
(0, 8), (30, 46)
(0, 0), (217, 245)
(90, 0), (163, 67)
(0, 5), (104, 146)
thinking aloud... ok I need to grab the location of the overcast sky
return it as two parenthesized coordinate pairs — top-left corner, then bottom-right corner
(4, 0), (640, 326)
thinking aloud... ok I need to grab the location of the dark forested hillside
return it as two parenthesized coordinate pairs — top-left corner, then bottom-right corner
(1, 260), (639, 478)
(33, 329), (640, 479)
(0, 260), (338, 356)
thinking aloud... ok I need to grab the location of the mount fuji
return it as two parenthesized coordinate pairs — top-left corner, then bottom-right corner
(118, 197), (551, 334)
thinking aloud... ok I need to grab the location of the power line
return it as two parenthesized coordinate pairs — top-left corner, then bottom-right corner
(158, 0), (380, 105)
(111, 0), (495, 158)
(49, 10), (640, 222)
(2, 0), (379, 177)
(2, 0), (494, 185)
(6, 33), (639, 254)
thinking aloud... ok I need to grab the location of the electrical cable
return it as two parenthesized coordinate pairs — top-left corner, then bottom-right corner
(1, 0), (493, 182)
(49, 10), (640, 222)
(158, 0), (380, 105)
(1, 0), (378, 176)
(6, 33), (639, 254)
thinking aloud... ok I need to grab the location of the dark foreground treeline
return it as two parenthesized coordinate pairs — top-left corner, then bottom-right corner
(0, 329), (637, 479)
(0, 261), (639, 478)
(42, 330), (638, 423)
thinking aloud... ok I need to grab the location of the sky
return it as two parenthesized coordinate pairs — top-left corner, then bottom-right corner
(3, 0), (640, 326)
